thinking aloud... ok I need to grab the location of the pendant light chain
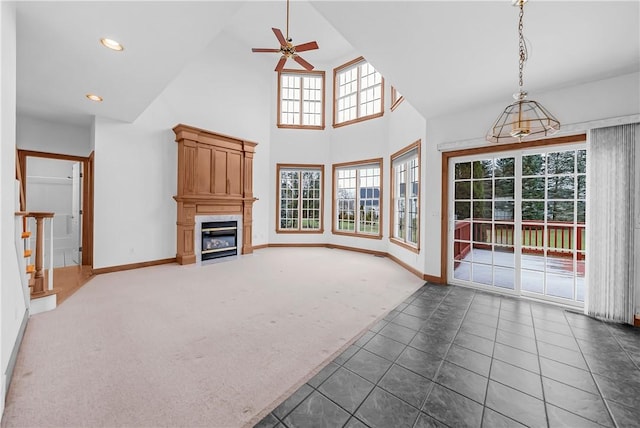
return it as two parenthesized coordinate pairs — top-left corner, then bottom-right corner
(518, 2), (526, 89)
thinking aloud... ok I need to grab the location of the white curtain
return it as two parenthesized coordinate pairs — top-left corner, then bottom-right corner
(587, 123), (639, 324)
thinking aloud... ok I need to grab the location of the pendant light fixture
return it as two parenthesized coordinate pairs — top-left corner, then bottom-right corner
(486, 0), (560, 143)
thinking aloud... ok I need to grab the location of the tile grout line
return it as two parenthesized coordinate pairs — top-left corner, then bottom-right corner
(563, 311), (619, 428)
(530, 302), (551, 428)
(478, 293), (501, 428)
(412, 287), (477, 427)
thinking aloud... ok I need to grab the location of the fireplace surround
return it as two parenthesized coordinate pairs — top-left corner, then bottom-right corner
(173, 124), (257, 265)
(195, 215), (243, 265)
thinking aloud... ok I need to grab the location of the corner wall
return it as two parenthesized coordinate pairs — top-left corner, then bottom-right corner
(0, 1), (28, 412)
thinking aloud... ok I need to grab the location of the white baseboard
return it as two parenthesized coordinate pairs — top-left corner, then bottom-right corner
(30, 294), (56, 315)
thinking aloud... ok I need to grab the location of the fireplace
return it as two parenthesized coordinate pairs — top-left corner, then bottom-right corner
(194, 215), (243, 265)
(201, 221), (237, 261)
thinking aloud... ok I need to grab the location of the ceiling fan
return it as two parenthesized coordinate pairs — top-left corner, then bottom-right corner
(251, 0), (319, 72)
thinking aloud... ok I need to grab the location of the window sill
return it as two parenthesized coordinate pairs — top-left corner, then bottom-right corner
(390, 237), (419, 254)
(332, 230), (383, 240)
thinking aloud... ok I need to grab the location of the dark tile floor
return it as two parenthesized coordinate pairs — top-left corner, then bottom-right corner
(254, 283), (640, 428)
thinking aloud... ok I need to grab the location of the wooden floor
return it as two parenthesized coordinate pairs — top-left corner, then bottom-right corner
(51, 265), (93, 305)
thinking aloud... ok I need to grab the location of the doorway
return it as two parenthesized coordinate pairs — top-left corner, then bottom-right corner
(444, 137), (587, 307)
(17, 149), (94, 268)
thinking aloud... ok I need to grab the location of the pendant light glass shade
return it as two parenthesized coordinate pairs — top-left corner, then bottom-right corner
(487, 90), (560, 143)
(486, 0), (560, 143)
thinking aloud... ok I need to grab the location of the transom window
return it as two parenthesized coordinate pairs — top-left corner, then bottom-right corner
(277, 164), (324, 233)
(333, 57), (384, 127)
(278, 70), (325, 129)
(391, 141), (421, 252)
(333, 159), (383, 238)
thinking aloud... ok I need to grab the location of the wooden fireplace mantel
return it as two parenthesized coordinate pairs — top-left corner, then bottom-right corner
(173, 124), (257, 265)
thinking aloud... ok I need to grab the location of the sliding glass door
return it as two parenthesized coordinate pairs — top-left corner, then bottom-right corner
(449, 145), (586, 306)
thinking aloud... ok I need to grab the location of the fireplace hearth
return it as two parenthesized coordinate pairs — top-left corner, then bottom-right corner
(201, 221), (237, 261)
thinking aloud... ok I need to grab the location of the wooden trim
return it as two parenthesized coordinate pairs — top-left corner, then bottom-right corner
(443, 133), (587, 158)
(262, 243), (437, 280)
(275, 164), (325, 234)
(333, 112), (384, 129)
(390, 86), (405, 112)
(326, 244), (386, 257)
(389, 140), (422, 252)
(17, 149), (95, 269)
(15, 151), (26, 211)
(252, 244), (269, 250)
(386, 253), (423, 279)
(390, 237), (420, 254)
(266, 243), (327, 248)
(84, 152), (95, 267)
(332, 231), (383, 240)
(332, 56), (385, 128)
(331, 158), (384, 239)
(441, 149), (449, 284)
(440, 133), (588, 284)
(92, 257), (176, 275)
(634, 315), (640, 327)
(277, 69), (326, 130)
(15, 149), (88, 162)
(423, 274), (445, 284)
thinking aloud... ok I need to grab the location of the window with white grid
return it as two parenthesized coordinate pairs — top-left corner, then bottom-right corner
(333, 159), (382, 238)
(391, 141), (421, 251)
(278, 70), (325, 129)
(277, 164), (323, 233)
(334, 57), (384, 127)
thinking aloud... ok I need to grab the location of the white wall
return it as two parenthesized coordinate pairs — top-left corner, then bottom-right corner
(0, 1), (27, 412)
(16, 114), (92, 157)
(387, 98), (428, 273)
(425, 72), (640, 285)
(93, 31), (272, 269)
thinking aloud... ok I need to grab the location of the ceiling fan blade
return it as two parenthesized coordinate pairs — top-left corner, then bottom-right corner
(275, 56), (287, 72)
(272, 28), (287, 46)
(252, 48), (281, 53)
(293, 55), (314, 71)
(294, 41), (319, 53)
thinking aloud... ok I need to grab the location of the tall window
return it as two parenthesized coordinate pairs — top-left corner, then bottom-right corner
(333, 57), (384, 127)
(391, 141), (421, 251)
(277, 164), (324, 233)
(278, 70), (325, 129)
(333, 159), (383, 239)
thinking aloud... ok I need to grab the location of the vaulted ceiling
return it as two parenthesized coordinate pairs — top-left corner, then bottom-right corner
(15, 1), (640, 127)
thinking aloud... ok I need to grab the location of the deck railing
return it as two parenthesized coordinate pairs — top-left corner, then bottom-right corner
(453, 219), (585, 261)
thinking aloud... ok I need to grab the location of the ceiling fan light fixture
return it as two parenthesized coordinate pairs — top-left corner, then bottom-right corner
(100, 37), (124, 51)
(487, 0), (560, 143)
(251, 0), (319, 72)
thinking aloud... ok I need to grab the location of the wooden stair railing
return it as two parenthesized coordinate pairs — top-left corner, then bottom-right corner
(18, 212), (55, 296)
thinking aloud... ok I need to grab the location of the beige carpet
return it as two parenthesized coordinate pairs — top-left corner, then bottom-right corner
(2, 248), (424, 428)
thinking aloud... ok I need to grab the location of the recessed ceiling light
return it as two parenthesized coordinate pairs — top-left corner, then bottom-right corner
(100, 38), (124, 51)
(86, 94), (103, 102)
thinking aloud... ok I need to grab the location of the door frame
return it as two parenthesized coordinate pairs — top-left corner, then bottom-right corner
(440, 134), (587, 285)
(17, 149), (95, 268)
